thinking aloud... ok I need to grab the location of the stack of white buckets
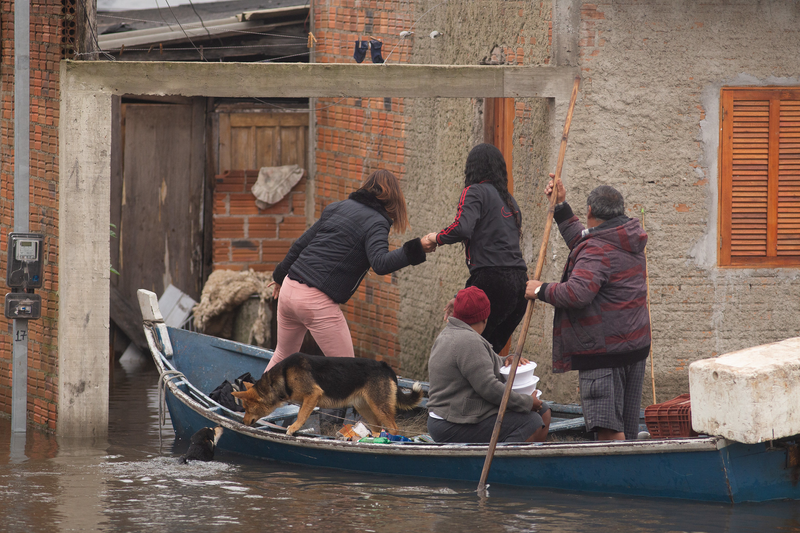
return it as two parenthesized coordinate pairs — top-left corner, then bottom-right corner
(499, 361), (542, 398)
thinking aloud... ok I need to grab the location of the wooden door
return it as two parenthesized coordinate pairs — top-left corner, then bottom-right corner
(484, 97), (516, 192)
(484, 97), (516, 357)
(114, 101), (206, 304)
(218, 112), (309, 173)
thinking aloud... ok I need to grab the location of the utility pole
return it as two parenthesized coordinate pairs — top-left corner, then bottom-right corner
(12, 0), (31, 437)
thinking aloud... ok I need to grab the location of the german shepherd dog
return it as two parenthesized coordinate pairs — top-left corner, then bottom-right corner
(231, 353), (423, 436)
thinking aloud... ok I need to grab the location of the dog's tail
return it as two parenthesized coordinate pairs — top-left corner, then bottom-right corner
(395, 382), (424, 410)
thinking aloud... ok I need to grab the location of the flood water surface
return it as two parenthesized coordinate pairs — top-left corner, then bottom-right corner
(1, 357), (799, 533)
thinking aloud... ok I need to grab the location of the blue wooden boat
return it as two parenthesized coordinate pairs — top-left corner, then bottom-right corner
(138, 290), (800, 503)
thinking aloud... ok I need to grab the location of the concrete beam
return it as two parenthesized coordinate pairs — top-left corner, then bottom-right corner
(63, 61), (580, 100)
(552, 0), (581, 67)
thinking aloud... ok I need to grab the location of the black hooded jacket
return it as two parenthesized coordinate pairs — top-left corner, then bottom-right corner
(272, 190), (426, 304)
(435, 182), (526, 273)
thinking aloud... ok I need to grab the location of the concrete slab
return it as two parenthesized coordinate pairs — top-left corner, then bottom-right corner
(689, 337), (800, 444)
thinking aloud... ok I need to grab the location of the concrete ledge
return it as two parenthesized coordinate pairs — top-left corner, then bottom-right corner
(63, 61), (580, 100)
(689, 337), (800, 444)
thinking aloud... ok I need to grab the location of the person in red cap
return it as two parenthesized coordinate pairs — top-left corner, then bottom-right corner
(426, 286), (550, 443)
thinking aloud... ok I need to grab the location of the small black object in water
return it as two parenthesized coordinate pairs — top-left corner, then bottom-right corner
(179, 426), (223, 463)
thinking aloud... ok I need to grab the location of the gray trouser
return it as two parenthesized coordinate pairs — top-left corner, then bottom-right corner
(427, 404), (550, 443)
(579, 358), (646, 440)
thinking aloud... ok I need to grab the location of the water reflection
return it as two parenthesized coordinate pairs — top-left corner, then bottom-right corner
(0, 357), (799, 532)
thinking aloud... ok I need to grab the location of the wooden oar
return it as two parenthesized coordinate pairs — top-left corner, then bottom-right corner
(477, 76), (581, 495)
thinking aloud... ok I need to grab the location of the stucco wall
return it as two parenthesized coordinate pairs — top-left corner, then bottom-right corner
(401, 0), (800, 406)
(399, 2), (561, 391)
(557, 1), (800, 402)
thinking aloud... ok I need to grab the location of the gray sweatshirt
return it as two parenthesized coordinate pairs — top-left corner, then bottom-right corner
(427, 317), (534, 424)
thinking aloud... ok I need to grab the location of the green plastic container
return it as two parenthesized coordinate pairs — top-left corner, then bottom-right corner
(357, 436), (391, 444)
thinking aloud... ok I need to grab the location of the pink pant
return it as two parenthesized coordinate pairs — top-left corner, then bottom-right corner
(266, 277), (355, 371)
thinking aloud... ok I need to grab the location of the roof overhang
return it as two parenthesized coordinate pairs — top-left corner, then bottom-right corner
(98, 4), (309, 50)
(237, 5), (309, 21)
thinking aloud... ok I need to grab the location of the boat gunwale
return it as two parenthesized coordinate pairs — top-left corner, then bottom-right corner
(140, 304), (724, 460)
(159, 356), (724, 458)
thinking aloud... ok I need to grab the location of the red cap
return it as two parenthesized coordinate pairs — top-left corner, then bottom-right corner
(453, 286), (491, 325)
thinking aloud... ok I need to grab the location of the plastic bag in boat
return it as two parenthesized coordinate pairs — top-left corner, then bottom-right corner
(209, 372), (255, 412)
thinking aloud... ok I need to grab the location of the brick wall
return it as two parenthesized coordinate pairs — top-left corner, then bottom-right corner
(212, 170), (308, 274)
(208, 2), (547, 371)
(310, 2), (417, 369)
(0, 0), (66, 430)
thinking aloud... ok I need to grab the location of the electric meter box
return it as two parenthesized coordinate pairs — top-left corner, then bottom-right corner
(6, 233), (44, 289)
(4, 293), (41, 320)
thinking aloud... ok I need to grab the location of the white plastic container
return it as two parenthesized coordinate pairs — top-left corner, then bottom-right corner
(500, 362), (540, 396)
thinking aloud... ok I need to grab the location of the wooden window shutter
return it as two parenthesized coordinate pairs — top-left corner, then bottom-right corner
(719, 88), (800, 267)
(778, 98), (800, 256)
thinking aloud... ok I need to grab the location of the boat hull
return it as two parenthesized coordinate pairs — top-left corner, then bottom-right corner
(149, 324), (800, 503)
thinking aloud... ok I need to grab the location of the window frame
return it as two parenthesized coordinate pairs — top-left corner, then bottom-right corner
(719, 87), (800, 267)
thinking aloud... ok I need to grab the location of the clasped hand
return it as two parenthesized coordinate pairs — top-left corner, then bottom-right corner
(421, 232), (438, 253)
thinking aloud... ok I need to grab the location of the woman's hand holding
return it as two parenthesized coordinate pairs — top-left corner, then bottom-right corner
(268, 281), (281, 300)
(443, 298), (455, 322)
(421, 233), (438, 253)
(530, 394), (544, 412)
(503, 355), (531, 367)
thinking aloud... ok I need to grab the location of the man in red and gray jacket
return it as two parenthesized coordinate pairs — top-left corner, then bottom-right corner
(525, 176), (650, 441)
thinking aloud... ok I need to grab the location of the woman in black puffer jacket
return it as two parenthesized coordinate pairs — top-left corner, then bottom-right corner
(266, 170), (431, 371)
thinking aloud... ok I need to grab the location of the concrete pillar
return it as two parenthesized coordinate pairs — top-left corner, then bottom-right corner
(552, 0), (581, 68)
(57, 77), (112, 438)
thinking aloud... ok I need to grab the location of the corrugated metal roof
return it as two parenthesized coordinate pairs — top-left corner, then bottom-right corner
(98, 1), (307, 32)
(97, 1), (308, 51)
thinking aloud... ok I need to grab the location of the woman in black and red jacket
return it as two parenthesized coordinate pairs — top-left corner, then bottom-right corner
(424, 143), (529, 354)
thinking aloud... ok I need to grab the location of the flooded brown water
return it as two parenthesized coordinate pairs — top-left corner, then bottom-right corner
(1, 355), (799, 533)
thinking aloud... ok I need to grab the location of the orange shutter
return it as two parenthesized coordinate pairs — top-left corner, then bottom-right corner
(778, 98), (800, 256)
(720, 88), (800, 267)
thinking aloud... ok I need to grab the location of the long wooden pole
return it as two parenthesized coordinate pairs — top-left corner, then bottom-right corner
(477, 77), (581, 495)
(641, 208), (656, 405)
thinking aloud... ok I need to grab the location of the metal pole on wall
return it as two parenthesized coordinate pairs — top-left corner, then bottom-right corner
(306, 0), (317, 229)
(12, 0), (31, 435)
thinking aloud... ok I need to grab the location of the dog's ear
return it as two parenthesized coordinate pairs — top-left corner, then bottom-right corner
(231, 387), (258, 400)
(243, 381), (255, 391)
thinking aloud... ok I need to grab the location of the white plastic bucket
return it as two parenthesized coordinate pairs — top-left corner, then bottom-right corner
(499, 362), (539, 396)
